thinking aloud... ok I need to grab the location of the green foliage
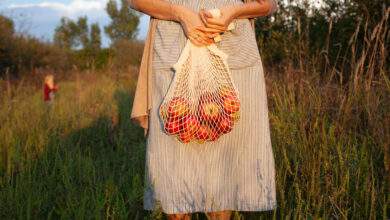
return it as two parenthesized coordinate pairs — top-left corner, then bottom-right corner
(0, 15), (15, 75)
(255, 0), (389, 81)
(89, 23), (102, 52)
(0, 15), (71, 77)
(111, 39), (144, 70)
(54, 16), (101, 52)
(105, 0), (140, 43)
(53, 17), (106, 70)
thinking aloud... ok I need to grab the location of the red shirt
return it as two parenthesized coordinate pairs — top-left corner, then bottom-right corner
(43, 83), (58, 101)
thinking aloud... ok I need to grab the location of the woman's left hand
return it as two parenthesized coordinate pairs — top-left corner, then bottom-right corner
(199, 5), (238, 33)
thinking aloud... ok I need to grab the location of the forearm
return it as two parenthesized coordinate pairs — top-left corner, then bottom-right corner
(128, 0), (185, 22)
(232, 0), (277, 19)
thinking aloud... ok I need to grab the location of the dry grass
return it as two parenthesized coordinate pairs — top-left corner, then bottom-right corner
(0, 10), (388, 220)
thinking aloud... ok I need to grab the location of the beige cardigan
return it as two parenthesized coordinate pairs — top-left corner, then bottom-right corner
(130, 0), (277, 135)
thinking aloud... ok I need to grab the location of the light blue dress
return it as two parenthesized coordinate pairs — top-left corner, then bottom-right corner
(143, 0), (278, 214)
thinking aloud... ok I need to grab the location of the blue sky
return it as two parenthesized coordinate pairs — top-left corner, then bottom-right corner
(0, 0), (150, 47)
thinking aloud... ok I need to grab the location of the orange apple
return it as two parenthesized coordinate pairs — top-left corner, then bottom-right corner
(208, 127), (221, 141)
(229, 111), (240, 122)
(219, 86), (240, 114)
(167, 97), (190, 118)
(217, 116), (233, 134)
(181, 114), (200, 135)
(178, 131), (194, 143)
(198, 101), (222, 122)
(195, 124), (210, 141)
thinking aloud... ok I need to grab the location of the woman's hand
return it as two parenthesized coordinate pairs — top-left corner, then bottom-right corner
(199, 5), (238, 33)
(176, 6), (219, 46)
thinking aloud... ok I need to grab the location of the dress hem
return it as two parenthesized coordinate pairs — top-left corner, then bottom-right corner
(143, 201), (277, 214)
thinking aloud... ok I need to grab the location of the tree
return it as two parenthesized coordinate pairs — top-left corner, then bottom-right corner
(0, 15), (15, 75)
(89, 23), (102, 52)
(104, 0), (140, 43)
(54, 16), (102, 51)
(77, 17), (89, 49)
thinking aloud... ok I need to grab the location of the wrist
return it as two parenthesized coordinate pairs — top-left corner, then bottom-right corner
(221, 4), (240, 20)
(231, 4), (242, 19)
(171, 4), (186, 22)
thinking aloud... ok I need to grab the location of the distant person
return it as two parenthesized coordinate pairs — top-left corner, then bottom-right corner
(43, 74), (58, 104)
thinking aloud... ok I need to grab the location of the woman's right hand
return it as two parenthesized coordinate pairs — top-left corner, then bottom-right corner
(175, 5), (219, 46)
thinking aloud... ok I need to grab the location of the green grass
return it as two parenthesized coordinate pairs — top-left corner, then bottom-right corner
(0, 67), (388, 219)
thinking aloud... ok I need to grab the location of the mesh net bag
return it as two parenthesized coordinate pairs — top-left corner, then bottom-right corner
(158, 12), (240, 144)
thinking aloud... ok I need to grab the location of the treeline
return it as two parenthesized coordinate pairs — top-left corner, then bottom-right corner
(0, 0), (143, 78)
(0, 0), (388, 79)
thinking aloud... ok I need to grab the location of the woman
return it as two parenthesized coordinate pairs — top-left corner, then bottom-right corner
(129, 0), (278, 219)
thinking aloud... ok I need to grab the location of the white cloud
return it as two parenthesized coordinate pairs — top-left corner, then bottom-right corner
(8, 0), (108, 17)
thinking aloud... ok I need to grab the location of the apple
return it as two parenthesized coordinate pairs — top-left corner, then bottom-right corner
(229, 111), (240, 122)
(222, 95), (240, 114)
(164, 118), (183, 135)
(222, 97), (240, 114)
(218, 86), (240, 114)
(217, 116), (233, 134)
(195, 124), (210, 141)
(208, 127), (221, 141)
(198, 102), (222, 122)
(181, 114), (200, 135)
(219, 86), (237, 98)
(178, 131), (193, 143)
(167, 97), (190, 118)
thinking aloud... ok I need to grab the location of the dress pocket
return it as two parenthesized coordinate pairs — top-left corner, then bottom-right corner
(215, 18), (261, 70)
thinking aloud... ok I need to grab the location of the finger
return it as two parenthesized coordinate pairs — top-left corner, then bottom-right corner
(194, 29), (215, 43)
(203, 10), (213, 18)
(195, 26), (221, 33)
(204, 22), (227, 32)
(205, 17), (226, 27)
(188, 36), (203, 46)
(194, 35), (213, 45)
(189, 32), (210, 46)
(199, 10), (208, 25)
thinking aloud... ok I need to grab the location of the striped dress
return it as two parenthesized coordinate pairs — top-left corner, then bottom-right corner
(143, 0), (277, 214)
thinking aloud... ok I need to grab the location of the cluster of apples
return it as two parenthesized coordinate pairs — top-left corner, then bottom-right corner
(160, 86), (240, 143)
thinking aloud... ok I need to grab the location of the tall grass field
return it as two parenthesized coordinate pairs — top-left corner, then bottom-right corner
(0, 11), (389, 220)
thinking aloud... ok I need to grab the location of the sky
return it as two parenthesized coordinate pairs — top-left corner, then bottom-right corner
(0, 0), (150, 47)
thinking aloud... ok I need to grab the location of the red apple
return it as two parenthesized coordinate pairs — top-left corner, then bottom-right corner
(164, 118), (183, 135)
(198, 102), (222, 122)
(208, 127), (221, 141)
(195, 124), (210, 141)
(181, 114), (200, 135)
(167, 97), (190, 118)
(178, 131), (193, 143)
(217, 116), (233, 134)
